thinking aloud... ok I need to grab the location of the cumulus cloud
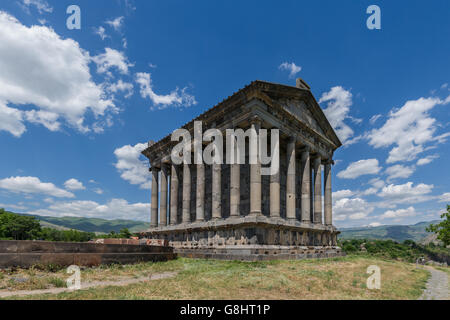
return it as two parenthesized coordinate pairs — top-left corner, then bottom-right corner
(0, 176), (74, 198)
(135, 72), (197, 109)
(416, 154), (439, 166)
(333, 190), (355, 200)
(367, 96), (450, 163)
(94, 26), (108, 40)
(114, 142), (151, 189)
(21, 0), (53, 14)
(381, 206), (417, 220)
(369, 114), (382, 125)
(0, 12), (116, 136)
(106, 16), (124, 31)
(92, 48), (134, 75)
(439, 193), (450, 203)
(378, 182), (434, 204)
(333, 197), (374, 221)
(63, 178), (85, 191)
(337, 159), (382, 179)
(319, 86), (356, 144)
(107, 80), (134, 98)
(278, 62), (302, 78)
(385, 164), (415, 182)
(93, 188), (104, 195)
(30, 198), (150, 221)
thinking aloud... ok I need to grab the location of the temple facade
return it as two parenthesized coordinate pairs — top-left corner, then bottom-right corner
(142, 79), (344, 260)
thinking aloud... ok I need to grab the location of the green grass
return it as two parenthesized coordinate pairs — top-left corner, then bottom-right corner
(1, 255), (430, 300)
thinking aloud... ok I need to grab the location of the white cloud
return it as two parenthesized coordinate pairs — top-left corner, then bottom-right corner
(0, 12), (116, 136)
(333, 190), (355, 201)
(333, 198), (374, 221)
(114, 142), (151, 189)
(107, 80), (134, 98)
(378, 182), (433, 204)
(94, 26), (108, 40)
(106, 16), (124, 31)
(381, 206), (417, 220)
(368, 222), (382, 227)
(30, 198), (150, 221)
(0, 102), (26, 137)
(63, 178), (85, 191)
(385, 164), (415, 182)
(0, 203), (28, 211)
(319, 86), (355, 144)
(278, 62), (302, 78)
(23, 109), (60, 131)
(439, 193), (450, 203)
(416, 154), (439, 166)
(367, 96), (450, 163)
(369, 114), (382, 125)
(21, 0), (53, 14)
(0, 176), (74, 198)
(135, 72), (197, 109)
(337, 159), (381, 179)
(369, 178), (385, 189)
(92, 48), (134, 75)
(361, 187), (378, 196)
(93, 188), (104, 195)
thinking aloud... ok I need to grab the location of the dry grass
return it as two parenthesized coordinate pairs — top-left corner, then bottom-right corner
(1, 255), (429, 300)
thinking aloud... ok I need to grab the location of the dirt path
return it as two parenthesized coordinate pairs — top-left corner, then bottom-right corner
(0, 271), (177, 299)
(419, 267), (449, 300)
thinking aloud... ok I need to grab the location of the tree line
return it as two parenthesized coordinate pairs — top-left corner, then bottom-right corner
(0, 208), (134, 242)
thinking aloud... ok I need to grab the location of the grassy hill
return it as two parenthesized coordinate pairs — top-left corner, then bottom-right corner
(339, 220), (439, 242)
(19, 213), (150, 234)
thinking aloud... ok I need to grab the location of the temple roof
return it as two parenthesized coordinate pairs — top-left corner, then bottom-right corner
(142, 79), (342, 159)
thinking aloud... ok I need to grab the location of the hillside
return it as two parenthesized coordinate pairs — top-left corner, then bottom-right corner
(339, 220), (439, 242)
(19, 213), (150, 234)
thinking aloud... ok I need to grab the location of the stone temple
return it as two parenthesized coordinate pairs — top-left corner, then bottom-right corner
(142, 79), (344, 260)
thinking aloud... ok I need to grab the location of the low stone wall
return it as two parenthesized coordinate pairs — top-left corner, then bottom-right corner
(0, 240), (175, 269)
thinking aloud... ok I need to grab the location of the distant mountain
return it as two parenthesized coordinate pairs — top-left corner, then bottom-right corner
(19, 213), (150, 234)
(339, 220), (440, 242)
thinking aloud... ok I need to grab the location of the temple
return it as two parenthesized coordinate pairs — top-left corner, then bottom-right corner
(141, 79), (344, 260)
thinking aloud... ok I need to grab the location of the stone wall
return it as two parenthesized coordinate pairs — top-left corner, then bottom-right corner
(0, 240), (175, 269)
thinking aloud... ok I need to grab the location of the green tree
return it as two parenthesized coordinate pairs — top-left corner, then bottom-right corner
(0, 208), (42, 240)
(426, 205), (450, 246)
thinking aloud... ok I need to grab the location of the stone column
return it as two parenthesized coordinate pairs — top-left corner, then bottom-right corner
(270, 148), (280, 218)
(212, 163), (222, 219)
(230, 163), (240, 217)
(301, 148), (311, 222)
(313, 157), (322, 224)
(170, 164), (179, 225)
(182, 164), (191, 223)
(160, 164), (169, 226)
(150, 167), (159, 228)
(286, 137), (296, 221)
(196, 163), (205, 222)
(250, 120), (262, 216)
(324, 160), (333, 226)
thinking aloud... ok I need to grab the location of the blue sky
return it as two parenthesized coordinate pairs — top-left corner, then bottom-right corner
(0, 0), (448, 227)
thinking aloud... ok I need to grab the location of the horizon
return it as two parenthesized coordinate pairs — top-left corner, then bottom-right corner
(0, 0), (449, 228)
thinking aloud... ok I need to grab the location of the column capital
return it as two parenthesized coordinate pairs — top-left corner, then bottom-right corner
(288, 135), (297, 144)
(300, 145), (311, 153)
(313, 155), (322, 166)
(149, 166), (161, 172)
(324, 159), (335, 165)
